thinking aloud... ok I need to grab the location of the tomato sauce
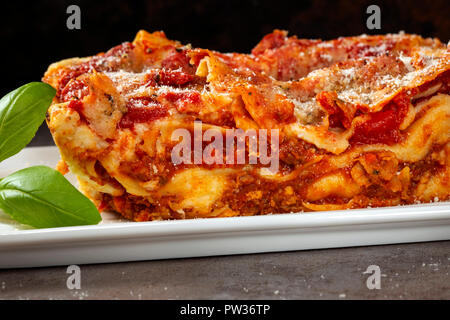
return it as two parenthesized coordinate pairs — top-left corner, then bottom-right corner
(350, 94), (409, 145)
(67, 100), (89, 123)
(103, 42), (134, 59)
(58, 64), (91, 95)
(118, 97), (168, 129)
(60, 79), (89, 102)
(317, 91), (352, 129)
(162, 91), (201, 104)
(145, 69), (193, 87)
(67, 100), (84, 113)
(251, 31), (287, 55)
(161, 91), (201, 112)
(161, 48), (193, 74)
(58, 42), (134, 98)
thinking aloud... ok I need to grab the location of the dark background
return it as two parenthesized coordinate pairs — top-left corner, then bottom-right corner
(0, 0), (449, 145)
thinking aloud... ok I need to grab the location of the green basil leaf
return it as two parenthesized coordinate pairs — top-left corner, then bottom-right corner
(0, 82), (56, 163)
(0, 166), (101, 228)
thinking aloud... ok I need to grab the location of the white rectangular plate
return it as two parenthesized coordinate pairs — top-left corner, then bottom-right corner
(0, 146), (449, 268)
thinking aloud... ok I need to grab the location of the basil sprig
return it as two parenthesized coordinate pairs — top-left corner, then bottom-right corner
(0, 83), (101, 228)
(0, 82), (55, 162)
(0, 166), (101, 228)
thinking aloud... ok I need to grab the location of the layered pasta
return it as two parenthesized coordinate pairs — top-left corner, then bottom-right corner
(43, 30), (449, 221)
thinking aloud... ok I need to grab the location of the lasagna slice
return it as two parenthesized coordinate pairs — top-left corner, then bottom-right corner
(43, 30), (449, 221)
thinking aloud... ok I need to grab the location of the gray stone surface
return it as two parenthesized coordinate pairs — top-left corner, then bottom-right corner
(0, 241), (449, 300)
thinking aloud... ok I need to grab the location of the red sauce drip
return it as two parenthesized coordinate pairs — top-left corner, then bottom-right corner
(350, 94), (409, 145)
(60, 79), (89, 102)
(118, 97), (168, 129)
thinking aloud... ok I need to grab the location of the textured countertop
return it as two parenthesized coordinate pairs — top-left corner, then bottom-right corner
(0, 242), (449, 300)
(0, 126), (449, 300)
